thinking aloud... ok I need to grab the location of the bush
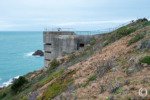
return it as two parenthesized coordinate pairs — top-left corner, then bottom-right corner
(49, 59), (60, 70)
(105, 26), (136, 46)
(11, 76), (28, 93)
(116, 26), (136, 38)
(90, 38), (97, 45)
(140, 56), (150, 65)
(0, 93), (6, 99)
(128, 33), (145, 46)
(136, 18), (148, 23)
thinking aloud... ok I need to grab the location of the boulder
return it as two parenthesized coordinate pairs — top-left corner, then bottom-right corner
(32, 50), (44, 56)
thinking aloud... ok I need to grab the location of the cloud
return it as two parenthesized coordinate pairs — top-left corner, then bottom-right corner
(0, 0), (150, 30)
(57, 20), (131, 26)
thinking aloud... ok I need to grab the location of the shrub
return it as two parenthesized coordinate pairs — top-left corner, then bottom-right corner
(90, 38), (97, 45)
(128, 33), (145, 46)
(136, 18), (148, 23)
(11, 76), (28, 93)
(49, 59), (60, 70)
(0, 93), (6, 99)
(116, 26), (136, 38)
(114, 87), (123, 94)
(140, 56), (150, 65)
(105, 26), (136, 46)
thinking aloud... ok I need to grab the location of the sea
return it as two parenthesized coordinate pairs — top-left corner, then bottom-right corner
(0, 31), (104, 87)
(0, 31), (44, 87)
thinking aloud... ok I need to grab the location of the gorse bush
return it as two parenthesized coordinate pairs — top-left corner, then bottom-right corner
(128, 33), (145, 46)
(140, 56), (150, 65)
(11, 76), (28, 93)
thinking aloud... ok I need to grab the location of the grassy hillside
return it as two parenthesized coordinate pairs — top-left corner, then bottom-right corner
(1, 18), (150, 100)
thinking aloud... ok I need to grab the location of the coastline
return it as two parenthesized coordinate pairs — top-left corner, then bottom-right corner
(0, 76), (20, 88)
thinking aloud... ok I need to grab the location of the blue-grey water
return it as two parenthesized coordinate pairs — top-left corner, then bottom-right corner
(0, 31), (43, 87)
(0, 31), (103, 87)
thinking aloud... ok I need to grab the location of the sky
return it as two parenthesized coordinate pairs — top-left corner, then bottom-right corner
(0, 0), (150, 31)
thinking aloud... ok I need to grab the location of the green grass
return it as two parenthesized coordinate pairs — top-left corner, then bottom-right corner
(115, 87), (123, 94)
(142, 21), (150, 26)
(128, 33), (145, 46)
(104, 19), (150, 47)
(116, 26), (136, 37)
(90, 38), (97, 45)
(104, 26), (136, 46)
(148, 89), (150, 95)
(82, 74), (97, 87)
(140, 56), (150, 65)
(88, 74), (97, 82)
(49, 59), (60, 70)
(39, 70), (75, 100)
(38, 69), (64, 86)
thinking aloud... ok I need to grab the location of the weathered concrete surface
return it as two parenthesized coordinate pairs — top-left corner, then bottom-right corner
(43, 31), (93, 67)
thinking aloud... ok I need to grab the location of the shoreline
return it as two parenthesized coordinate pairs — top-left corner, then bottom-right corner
(0, 76), (20, 88)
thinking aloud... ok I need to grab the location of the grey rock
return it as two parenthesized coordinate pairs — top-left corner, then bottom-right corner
(32, 50), (44, 56)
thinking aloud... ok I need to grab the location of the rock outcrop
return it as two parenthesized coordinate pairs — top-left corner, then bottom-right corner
(32, 50), (44, 56)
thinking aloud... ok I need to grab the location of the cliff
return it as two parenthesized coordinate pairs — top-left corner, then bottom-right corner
(0, 18), (150, 100)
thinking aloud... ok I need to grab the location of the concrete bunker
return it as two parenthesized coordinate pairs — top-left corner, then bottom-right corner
(43, 31), (93, 67)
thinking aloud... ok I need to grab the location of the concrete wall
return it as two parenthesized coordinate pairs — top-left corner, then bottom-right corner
(43, 31), (93, 67)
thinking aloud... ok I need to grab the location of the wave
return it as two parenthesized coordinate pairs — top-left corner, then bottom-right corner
(24, 51), (43, 57)
(0, 76), (20, 88)
(24, 52), (34, 57)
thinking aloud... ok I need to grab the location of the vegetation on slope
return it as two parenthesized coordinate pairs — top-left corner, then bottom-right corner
(128, 33), (145, 46)
(140, 56), (150, 65)
(0, 18), (150, 100)
(103, 18), (149, 46)
(11, 76), (28, 93)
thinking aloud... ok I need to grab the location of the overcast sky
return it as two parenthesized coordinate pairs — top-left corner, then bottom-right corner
(0, 0), (150, 31)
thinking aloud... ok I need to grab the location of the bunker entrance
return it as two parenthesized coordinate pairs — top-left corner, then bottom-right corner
(77, 43), (85, 50)
(79, 43), (84, 47)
